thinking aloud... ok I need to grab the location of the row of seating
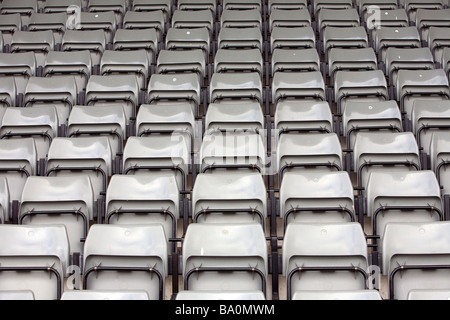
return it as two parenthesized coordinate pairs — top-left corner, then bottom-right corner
(2, 218), (450, 300)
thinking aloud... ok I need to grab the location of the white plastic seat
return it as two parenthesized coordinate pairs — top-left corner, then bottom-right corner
(415, 8), (450, 40)
(123, 136), (190, 192)
(0, 177), (10, 224)
(172, 9), (214, 33)
(205, 101), (265, 132)
(28, 12), (67, 46)
(214, 48), (263, 79)
(43, 51), (91, 96)
(353, 131), (420, 193)
(0, 138), (37, 203)
(430, 131), (450, 195)
(0, 224), (70, 300)
(274, 100), (333, 135)
(210, 72), (263, 104)
(395, 69), (450, 120)
(86, 75), (140, 126)
(322, 26), (369, 58)
(384, 47), (435, 86)
(10, 31), (54, 68)
(272, 48), (321, 75)
(0, 77), (17, 110)
(277, 133), (343, 183)
(269, 8), (311, 32)
(19, 176), (94, 255)
(223, 0), (262, 11)
(200, 131), (267, 174)
(317, 8), (360, 39)
(77, 12), (117, 45)
(176, 291), (265, 300)
(366, 170), (442, 240)
(270, 26), (316, 52)
(283, 222), (369, 300)
(327, 48), (377, 82)
(0, 52), (36, 99)
(280, 171), (356, 229)
(0, 0), (38, 27)
(148, 73), (201, 117)
(24, 76), (78, 125)
(82, 224), (169, 300)
(407, 290), (450, 300)
(165, 27), (211, 60)
(67, 105), (127, 160)
(358, 0), (399, 19)
(62, 30), (107, 69)
(192, 172), (267, 228)
(0, 291), (35, 300)
(217, 27), (263, 51)
(87, 0), (127, 27)
(100, 50), (149, 91)
(365, 9), (409, 41)
(272, 71), (326, 108)
(382, 221), (450, 300)
(105, 174), (180, 243)
(61, 290), (150, 300)
(113, 29), (159, 66)
(183, 223), (268, 296)
(268, 0), (308, 12)
(0, 106), (58, 163)
(45, 137), (113, 204)
(157, 49), (207, 83)
(122, 11), (165, 43)
(0, 13), (22, 47)
(374, 27), (422, 62)
(342, 100), (402, 151)
(292, 290), (382, 300)
(136, 103), (195, 153)
(132, 0), (172, 22)
(411, 100), (450, 159)
(334, 70), (388, 116)
(221, 8), (262, 31)
(427, 27), (450, 63)
(403, 0), (445, 21)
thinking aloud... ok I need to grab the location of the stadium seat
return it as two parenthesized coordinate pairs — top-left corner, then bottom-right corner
(272, 48), (320, 77)
(214, 48), (263, 82)
(176, 291), (266, 300)
(292, 290), (382, 300)
(182, 223), (268, 296)
(365, 9), (409, 42)
(86, 75), (141, 130)
(0, 138), (37, 205)
(42, 0), (84, 13)
(0, 105), (58, 166)
(205, 101), (265, 132)
(0, 77), (17, 110)
(82, 224), (169, 300)
(45, 137), (112, 210)
(366, 170), (443, 242)
(220, 8), (263, 31)
(0, 52), (36, 100)
(322, 26), (369, 59)
(427, 27), (450, 64)
(314, 0), (353, 17)
(105, 174), (180, 244)
(270, 26), (316, 53)
(10, 31), (54, 69)
(382, 221), (450, 300)
(62, 30), (107, 71)
(18, 176), (94, 256)
(172, 9), (215, 34)
(0, 224), (70, 300)
(0, 13), (22, 49)
(279, 171), (356, 230)
(123, 136), (190, 193)
(283, 222), (369, 300)
(122, 10), (165, 44)
(430, 131), (450, 196)
(61, 290), (150, 300)
(0, 0), (38, 27)
(327, 47), (377, 83)
(43, 51), (91, 99)
(0, 291), (35, 300)
(269, 8), (311, 31)
(0, 177), (10, 224)
(274, 100), (333, 135)
(374, 27), (421, 62)
(394, 69), (450, 121)
(334, 70), (388, 117)
(317, 8), (360, 40)
(222, 0), (262, 12)
(352, 131), (420, 194)
(67, 105), (127, 163)
(407, 290), (450, 300)
(443, 47), (450, 79)
(200, 131), (267, 174)
(276, 133), (343, 184)
(217, 26), (263, 53)
(24, 76), (78, 125)
(157, 49), (207, 85)
(415, 9), (450, 40)
(268, 0), (308, 12)
(192, 172), (267, 228)
(342, 100), (403, 152)
(177, 0), (217, 15)
(77, 12), (117, 46)
(100, 49), (149, 91)
(28, 12), (67, 48)
(113, 28), (159, 67)
(210, 72), (263, 105)
(411, 100), (450, 167)
(165, 27), (211, 62)
(87, 0), (127, 27)
(132, 0), (172, 22)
